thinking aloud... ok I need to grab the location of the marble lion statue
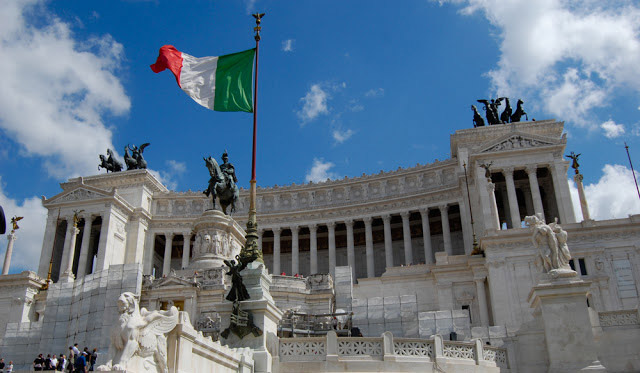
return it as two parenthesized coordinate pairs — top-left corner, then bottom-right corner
(97, 292), (178, 373)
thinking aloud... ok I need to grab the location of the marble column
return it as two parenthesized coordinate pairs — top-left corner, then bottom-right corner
(309, 224), (318, 274)
(162, 233), (174, 277)
(526, 166), (544, 217)
(439, 205), (452, 255)
(475, 278), (490, 326)
(181, 232), (191, 269)
(401, 211), (413, 265)
(2, 233), (16, 275)
(95, 212), (112, 272)
(574, 173), (591, 220)
(273, 228), (282, 274)
(364, 217), (374, 278)
(291, 226), (300, 275)
(76, 217), (93, 277)
(382, 214), (393, 268)
(550, 162), (577, 223)
(503, 167), (521, 228)
(420, 208), (433, 264)
(143, 232), (156, 276)
(345, 219), (355, 280)
(487, 183), (501, 230)
(61, 225), (80, 282)
(59, 219), (73, 276)
(327, 222), (336, 278)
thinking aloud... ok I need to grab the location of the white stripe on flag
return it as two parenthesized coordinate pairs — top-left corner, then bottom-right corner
(180, 53), (219, 110)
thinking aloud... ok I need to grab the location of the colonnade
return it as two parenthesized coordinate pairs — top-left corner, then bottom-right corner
(487, 165), (567, 229)
(145, 232), (192, 277)
(43, 213), (108, 282)
(261, 204), (462, 280)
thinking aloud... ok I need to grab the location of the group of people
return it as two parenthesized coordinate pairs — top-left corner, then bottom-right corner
(31, 344), (98, 372)
(0, 358), (14, 372)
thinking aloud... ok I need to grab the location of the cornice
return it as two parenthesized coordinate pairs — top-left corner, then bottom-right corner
(61, 169), (168, 193)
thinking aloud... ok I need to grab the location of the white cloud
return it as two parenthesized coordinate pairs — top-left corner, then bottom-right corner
(332, 128), (354, 144)
(282, 39), (294, 52)
(305, 158), (338, 183)
(600, 120), (626, 139)
(0, 0), (130, 179)
(365, 88), (385, 97)
(569, 164), (640, 221)
(297, 84), (330, 124)
(439, 0), (640, 128)
(149, 160), (187, 190)
(0, 177), (47, 273)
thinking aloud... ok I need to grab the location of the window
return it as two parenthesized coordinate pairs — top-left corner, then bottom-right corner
(578, 258), (587, 275)
(569, 259), (575, 271)
(462, 305), (472, 323)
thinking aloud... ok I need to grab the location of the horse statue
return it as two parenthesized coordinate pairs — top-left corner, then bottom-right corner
(203, 154), (239, 215)
(510, 99), (527, 122)
(124, 146), (137, 170)
(477, 98), (504, 125)
(98, 149), (123, 173)
(128, 143), (150, 169)
(471, 105), (485, 127)
(500, 97), (512, 124)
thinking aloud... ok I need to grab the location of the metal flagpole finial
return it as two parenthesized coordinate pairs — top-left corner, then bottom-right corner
(252, 13), (265, 41)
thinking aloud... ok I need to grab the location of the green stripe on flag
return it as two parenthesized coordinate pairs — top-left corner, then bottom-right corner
(213, 48), (255, 112)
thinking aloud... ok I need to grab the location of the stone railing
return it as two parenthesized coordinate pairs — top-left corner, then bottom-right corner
(278, 331), (509, 369)
(598, 309), (640, 327)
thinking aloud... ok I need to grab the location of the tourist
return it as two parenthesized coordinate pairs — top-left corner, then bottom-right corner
(51, 355), (59, 370)
(33, 353), (45, 371)
(44, 354), (52, 370)
(57, 355), (67, 371)
(89, 349), (98, 371)
(74, 352), (87, 373)
(72, 344), (80, 358)
(0, 357), (5, 373)
(5, 361), (11, 373)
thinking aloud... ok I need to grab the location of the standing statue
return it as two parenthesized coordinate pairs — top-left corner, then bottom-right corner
(566, 152), (580, 174)
(471, 105), (485, 127)
(500, 97), (512, 124)
(525, 214), (572, 273)
(477, 98), (504, 125)
(224, 255), (251, 302)
(479, 162), (493, 182)
(98, 149), (123, 173)
(203, 151), (240, 214)
(97, 292), (178, 373)
(510, 99), (527, 122)
(128, 143), (150, 169)
(10, 216), (23, 234)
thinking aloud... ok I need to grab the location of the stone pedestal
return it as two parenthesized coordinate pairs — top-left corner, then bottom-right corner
(528, 272), (607, 372)
(189, 210), (246, 270)
(218, 262), (283, 373)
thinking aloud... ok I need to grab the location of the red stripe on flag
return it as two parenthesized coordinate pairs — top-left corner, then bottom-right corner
(150, 45), (183, 87)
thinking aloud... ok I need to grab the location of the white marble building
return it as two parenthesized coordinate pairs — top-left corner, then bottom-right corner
(0, 119), (639, 372)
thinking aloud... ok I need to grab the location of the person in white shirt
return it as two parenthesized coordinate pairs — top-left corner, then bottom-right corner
(51, 355), (58, 370)
(5, 361), (12, 373)
(72, 344), (80, 357)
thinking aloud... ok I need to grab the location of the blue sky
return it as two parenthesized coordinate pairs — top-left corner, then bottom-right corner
(2, 0), (640, 272)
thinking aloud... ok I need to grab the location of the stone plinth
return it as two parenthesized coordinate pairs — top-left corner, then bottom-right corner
(528, 272), (607, 373)
(217, 262), (283, 373)
(189, 210), (246, 269)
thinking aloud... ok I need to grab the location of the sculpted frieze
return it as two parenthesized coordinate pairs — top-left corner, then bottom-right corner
(56, 188), (106, 203)
(482, 135), (552, 153)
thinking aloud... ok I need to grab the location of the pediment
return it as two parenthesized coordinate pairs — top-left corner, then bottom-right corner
(477, 132), (558, 154)
(45, 185), (112, 205)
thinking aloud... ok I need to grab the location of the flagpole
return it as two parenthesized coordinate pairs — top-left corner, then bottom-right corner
(242, 12), (265, 264)
(625, 142), (640, 202)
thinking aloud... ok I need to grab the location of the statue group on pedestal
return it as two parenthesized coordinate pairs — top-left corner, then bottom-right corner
(525, 214), (572, 274)
(472, 97), (528, 127)
(98, 143), (150, 173)
(203, 151), (239, 215)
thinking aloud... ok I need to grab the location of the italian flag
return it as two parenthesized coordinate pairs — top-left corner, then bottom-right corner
(150, 45), (255, 113)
